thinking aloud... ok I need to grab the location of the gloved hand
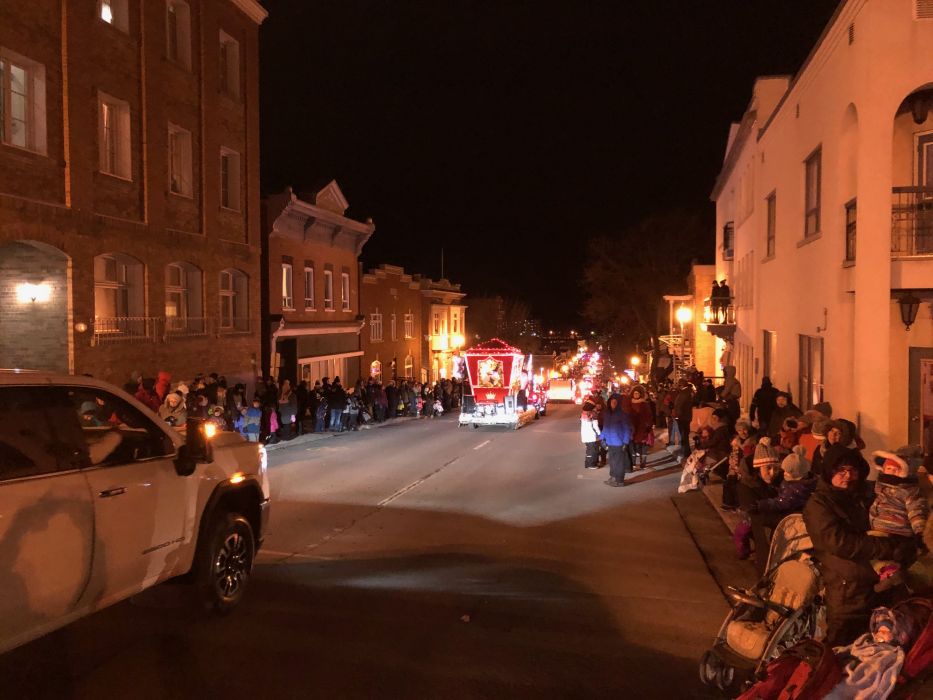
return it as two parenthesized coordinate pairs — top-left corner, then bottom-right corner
(892, 536), (918, 567)
(916, 533), (929, 556)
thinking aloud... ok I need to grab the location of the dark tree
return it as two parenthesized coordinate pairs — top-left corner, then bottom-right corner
(582, 211), (712, 344)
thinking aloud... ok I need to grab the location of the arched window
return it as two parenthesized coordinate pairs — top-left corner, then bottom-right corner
(165, 262), (204, 333)
(370, 360), (382, 380)
(94, 253), (144, 336)
(219, 268), (248, 331)
(404, 354), (413, 378)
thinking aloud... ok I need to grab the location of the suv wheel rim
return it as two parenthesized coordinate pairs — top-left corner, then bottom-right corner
(214, 531), (249, 599)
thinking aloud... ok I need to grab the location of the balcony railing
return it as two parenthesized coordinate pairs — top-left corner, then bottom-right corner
(702, 297), (736, 325)
(892, 186), (933, 257)
(91, 316), (254, 345)
(92, 317), (162, 345)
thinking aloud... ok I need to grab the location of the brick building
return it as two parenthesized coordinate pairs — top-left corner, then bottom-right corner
(0, 0), (266, 389)
(360, 264), (424, 383)
(261, 183), (374, 386)
(360, 265), (467, 385)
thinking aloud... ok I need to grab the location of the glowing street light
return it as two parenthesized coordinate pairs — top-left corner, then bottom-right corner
(630, 355), (641, 367)
(675, 305), (693, 326)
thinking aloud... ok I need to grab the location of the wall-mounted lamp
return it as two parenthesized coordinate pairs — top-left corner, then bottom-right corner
(74, 322), (88, 333)
(899, 292), (921, 330)
(15, 282), (51, 303)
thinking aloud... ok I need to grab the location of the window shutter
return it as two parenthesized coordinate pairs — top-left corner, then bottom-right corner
(917, 0), (933, 19)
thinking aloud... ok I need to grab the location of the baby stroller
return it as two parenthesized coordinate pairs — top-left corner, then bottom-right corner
(700, 513), (825, 694)
(677, 449), (728, 493)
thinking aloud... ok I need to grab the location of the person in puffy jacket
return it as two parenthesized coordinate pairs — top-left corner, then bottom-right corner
(602, 393), (634, 487)
(135, 377), (162, 413)
(158, 391), (187, 427)
(628, 385), (654, 470)
(580, 397), (601, 470)
(802, 450), (916, 645)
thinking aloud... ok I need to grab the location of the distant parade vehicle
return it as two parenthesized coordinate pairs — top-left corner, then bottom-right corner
(546, 378), (575, 403)
(458, 339), (543, 429)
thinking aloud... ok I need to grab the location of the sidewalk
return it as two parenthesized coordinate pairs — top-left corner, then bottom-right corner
(263, 413), (437, 452)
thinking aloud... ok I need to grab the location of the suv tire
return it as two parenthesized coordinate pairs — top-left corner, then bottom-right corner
(196, 512), (255, 614)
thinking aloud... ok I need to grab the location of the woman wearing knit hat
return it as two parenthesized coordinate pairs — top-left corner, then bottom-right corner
(732, 438), (782, 560)
(803, 451), (917, 645)
(744, 446), (817, 573)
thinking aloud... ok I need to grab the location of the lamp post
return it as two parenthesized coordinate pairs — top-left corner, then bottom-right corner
(675, 305), (693, 362)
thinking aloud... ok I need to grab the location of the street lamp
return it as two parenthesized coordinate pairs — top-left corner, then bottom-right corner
(630, 355), (641, 367)
(675, 305), (693, 361)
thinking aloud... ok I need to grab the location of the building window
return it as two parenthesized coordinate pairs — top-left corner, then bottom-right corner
(341, 272), (350, 311)
(798, 334), (824, 411)
(0, 50), (46, 154)
(762, 330), (777, 380)
(722, 221), (734, 260)
(804, 147), (822, 237)
(323, 270), (334, 310)
(165, 262), (203, 333)
(281, 263), (293, 310)
(168, 123), (192, 196)
(451, 308), (460, 334)
(218, 30), (240, 99)
(219, 269), (248, 331)
(220, 148), (241, 210)
(404, 312), (414, 339)
(404, 355), (413, 378)
(99, 0), (129, 32)
(98, 92), (131, 179)
(166, 1), (191, 69)
(94, 253), (144, 332)
(432, 311), (441, 336)
(845, 199), (857, 262)
(765, 192), (776, 258)
(390, 313), (397, 341)
(304, 267), (314, 309)
(370, 311), (383, 342)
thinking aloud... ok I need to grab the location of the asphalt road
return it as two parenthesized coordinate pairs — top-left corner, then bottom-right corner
(2, 405), (727, 699)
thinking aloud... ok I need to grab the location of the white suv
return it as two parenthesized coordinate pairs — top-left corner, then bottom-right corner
(0, 372), (270, 654)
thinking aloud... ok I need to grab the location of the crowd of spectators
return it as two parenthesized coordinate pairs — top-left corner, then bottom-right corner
(124, 369), (463, 444)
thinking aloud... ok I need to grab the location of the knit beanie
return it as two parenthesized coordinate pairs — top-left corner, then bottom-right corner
(810, 416), (830, 439)
(753, 437), (780, 469)
(782, 445), (810, 480)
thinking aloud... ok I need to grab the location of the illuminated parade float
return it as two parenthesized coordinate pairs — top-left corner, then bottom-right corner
(458, 338), (540, 429)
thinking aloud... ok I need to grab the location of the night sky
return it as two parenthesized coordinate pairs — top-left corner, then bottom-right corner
(259, 1), (840, 326)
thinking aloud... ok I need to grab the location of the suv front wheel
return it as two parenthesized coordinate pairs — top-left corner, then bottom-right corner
(196, 512), (255, 614)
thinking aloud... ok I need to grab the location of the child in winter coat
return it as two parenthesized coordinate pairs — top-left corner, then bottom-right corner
(580, 397), (601, 470)
(779, 417), (803, 454)
(241, 399), (262, 443)
(868, 450), (929, 591)
(722, 420), (757, 510)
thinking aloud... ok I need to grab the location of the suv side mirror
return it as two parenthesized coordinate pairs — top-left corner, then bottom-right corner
(175, 444), (197, 476)
(184, 418), (214, 464)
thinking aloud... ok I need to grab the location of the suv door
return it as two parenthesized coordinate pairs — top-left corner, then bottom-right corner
(62, 387), (191, 607)
(0, 385), (95, 654)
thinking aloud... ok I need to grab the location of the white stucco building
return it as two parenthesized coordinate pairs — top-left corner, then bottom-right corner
(707, 0), (933, 453)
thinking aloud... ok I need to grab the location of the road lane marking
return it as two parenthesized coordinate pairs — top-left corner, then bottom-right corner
(473, 440), (491, 450)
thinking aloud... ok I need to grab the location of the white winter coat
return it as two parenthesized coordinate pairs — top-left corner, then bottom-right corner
(580, 415), (600, 443)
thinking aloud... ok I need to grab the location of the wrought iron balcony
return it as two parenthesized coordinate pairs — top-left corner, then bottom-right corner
(892, 187), (933, 257)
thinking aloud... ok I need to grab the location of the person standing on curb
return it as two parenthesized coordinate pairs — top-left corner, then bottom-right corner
(581, 395), (601, 470)
(602, 393), (634, 487)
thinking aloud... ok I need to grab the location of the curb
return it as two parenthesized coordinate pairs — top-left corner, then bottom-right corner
(263, 414), (428, 452)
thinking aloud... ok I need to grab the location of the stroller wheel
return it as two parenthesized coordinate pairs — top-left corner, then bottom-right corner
(716, 663), (736, 692)
(698, 650), (720, 687)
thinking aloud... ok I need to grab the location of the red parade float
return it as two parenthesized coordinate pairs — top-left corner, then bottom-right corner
(458, 338), (539, 429)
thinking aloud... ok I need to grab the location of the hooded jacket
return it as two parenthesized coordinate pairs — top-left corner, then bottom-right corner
(627, 389), (654, 443)
(719, 365), (741, 402)
(600, 393), (633, 447)
(869, 473), (928, 537)
(802, 457), (910, 637)
(749, 377), (779, 426)
(767, 396), (802, 440)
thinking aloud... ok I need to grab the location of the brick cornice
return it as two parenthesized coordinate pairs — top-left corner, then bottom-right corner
(229, 0), (268, 24)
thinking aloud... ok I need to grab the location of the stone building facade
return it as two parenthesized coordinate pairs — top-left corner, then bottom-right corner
(261, 183), (374, 387)
(0, 0), (267, 389)
(707, 0), (933, 452)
